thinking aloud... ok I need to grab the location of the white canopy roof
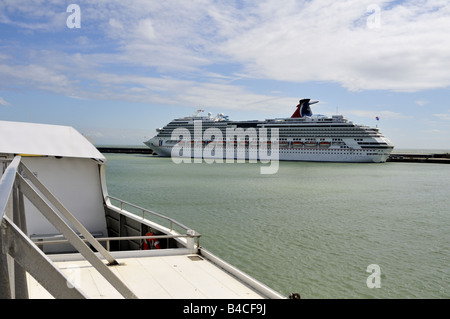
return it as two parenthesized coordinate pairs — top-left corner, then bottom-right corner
(0, 120), (105, 161)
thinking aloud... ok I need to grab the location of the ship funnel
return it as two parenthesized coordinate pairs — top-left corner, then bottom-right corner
(291, 99), (317, 118)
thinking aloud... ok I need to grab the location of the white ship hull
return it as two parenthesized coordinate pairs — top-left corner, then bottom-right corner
(144, 140), (391, 163)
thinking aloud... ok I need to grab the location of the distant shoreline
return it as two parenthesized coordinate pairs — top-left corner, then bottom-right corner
(96, 146), (154, 154)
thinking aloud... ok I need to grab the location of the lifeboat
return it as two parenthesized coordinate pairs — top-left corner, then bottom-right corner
(304, 141), (317, 148)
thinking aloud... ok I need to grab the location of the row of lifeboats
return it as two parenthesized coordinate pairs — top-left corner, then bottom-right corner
(281, 141), (331, 148)
(175, 140), (332, 148)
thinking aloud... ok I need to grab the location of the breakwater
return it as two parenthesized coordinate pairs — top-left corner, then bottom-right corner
(96, 147), (154, 155)
(388, 153), (450, 164)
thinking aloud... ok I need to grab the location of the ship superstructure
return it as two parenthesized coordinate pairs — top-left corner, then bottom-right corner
(144, 99), (394, 163)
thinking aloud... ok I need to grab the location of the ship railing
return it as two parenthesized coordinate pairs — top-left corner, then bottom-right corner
(105, 195), (193, 234)
(104, 195), (201, 249)
(0, 156), (138, 299)
(31, 233), (201, 252)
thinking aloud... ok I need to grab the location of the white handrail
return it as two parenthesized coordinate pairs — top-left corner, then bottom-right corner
(1, 156), (138, 299)
(0, 156), (21, 220)
(32, 233), (201, 251)
(106, 195), (195, 233)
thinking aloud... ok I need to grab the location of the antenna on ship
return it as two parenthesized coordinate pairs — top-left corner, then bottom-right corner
(193, 109), (204, 117)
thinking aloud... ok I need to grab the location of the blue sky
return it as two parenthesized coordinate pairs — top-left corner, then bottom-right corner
(1, 0), (450, 150)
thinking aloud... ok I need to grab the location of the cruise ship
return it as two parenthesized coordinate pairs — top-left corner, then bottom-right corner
(144, 99), (394, 163)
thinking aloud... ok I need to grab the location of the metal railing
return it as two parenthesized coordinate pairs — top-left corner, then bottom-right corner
(32, 233), (201, 252)
(106, 195), (194, 234)
(0, 156), (137, 298)
(1, 155), (202, 299)
(104, 195), (201, 250)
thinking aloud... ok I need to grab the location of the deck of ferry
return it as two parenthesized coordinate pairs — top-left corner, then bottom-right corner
(26, 251), (266, 299)
(1, 120), (285, 299)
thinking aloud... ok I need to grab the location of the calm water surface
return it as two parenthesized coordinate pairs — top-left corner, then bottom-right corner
(104, 153), (449, 299)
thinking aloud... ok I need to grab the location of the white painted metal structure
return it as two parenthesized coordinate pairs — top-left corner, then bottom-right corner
(0, 120), (285, 299)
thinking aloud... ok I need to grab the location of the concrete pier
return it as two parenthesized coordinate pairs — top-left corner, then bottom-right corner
(387, 153), (450, 164)
(96, 147), (154, 155)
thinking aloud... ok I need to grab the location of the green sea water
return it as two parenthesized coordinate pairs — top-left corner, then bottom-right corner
(104, 153), (449, 299)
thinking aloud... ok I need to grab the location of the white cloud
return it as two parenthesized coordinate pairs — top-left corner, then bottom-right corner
(416, 100), (429, 106)
(423, 129), (448, 134)
(0, 63), (75, 94)
(0, 96), (10, 106)
(1, 0), (450, 112)
(0, 0), (66, 31)
(432, 112), (450, 121)
(134, 19), (156, 41)
(81, 0), (450, 92)
(214, 0), (450, 91)
(72, 70), (296, 112)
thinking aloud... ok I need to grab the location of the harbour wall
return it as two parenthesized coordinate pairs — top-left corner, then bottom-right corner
(387, 153), (450, 164)
(96, 147), (154, 155)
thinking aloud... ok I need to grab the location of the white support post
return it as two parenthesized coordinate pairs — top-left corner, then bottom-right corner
(19, 162), (119, 266)
(17, 173), (138, 299)
(1, 217), (87, 299)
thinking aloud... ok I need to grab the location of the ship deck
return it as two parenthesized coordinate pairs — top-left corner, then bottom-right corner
(26, 251), (267, 299)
